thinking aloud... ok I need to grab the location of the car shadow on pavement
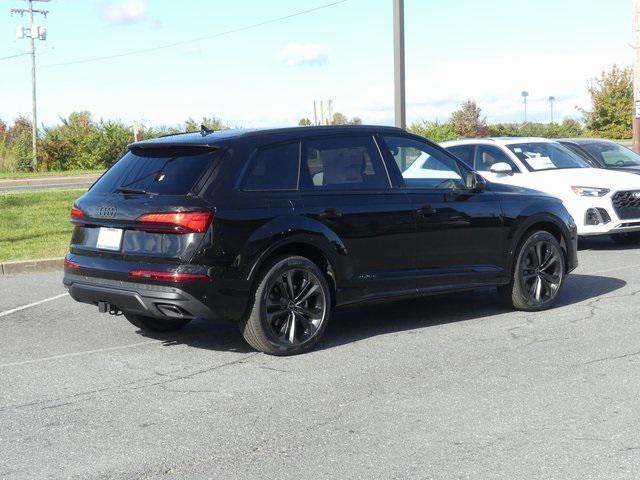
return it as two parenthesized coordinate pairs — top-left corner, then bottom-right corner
(137, 273), (626, 354)
(317, 273), (625, 351)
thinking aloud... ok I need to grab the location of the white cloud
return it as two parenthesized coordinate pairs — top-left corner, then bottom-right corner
(279, 43), (328, 67)
(101, 0), (147, 25)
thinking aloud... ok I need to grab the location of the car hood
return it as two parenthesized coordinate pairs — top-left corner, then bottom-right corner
(518, 168), (640, 195)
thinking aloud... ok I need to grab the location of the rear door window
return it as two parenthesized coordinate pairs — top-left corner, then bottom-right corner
(475, 145), (520, 172)
(241, 142), (300, 191)
(91, 147), (219, 195)
(300, 136), (389, 191)
(446, 145), (475, 168)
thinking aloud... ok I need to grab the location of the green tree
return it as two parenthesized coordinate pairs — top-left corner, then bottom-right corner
(450, 100), (489, 138)
(330, 112), (349, 125)
(184, 117), (228, 133)
(409, 120), (458, 142)
(298, 118), (312, 126)
(7, 116), (34, 171)
(579, 65), (632, 139)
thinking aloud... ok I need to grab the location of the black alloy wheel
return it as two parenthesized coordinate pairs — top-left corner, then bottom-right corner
(499, 230), (565, 312)
(240, 255), (331, 355)
(519, 238), (563, 306)
(263, 268), (327, 346)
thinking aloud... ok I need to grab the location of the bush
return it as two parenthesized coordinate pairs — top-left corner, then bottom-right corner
(487, 119), (585, 138)
(409, 120), (458, 142)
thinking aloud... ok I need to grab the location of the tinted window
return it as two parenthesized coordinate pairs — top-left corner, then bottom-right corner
(507, 142), (590, 171)
(561, 143), (599, 166)
(581, 141), (640, 167)
(384, 136), (466, 189)
(91, 147), (219, 195)
(446, 145), (475, 168)
(476, 145), (520, 172)
(242, 142), (300, 191)
(300, 136), (389, 190)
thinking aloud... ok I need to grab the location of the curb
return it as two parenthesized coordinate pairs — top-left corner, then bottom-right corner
(0, 257), (64, 276)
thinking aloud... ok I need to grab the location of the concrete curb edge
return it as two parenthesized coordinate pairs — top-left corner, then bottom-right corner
(1, 257), (64, 276)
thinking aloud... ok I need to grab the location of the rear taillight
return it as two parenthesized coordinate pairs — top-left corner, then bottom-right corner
(129, 270), (209, 283)
(64, 257), (80, 271)
(136, 212), (213, 234)
(70, 207), (85, 220)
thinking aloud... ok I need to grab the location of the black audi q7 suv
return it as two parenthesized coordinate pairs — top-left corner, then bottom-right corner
(64, 125), (578, 355)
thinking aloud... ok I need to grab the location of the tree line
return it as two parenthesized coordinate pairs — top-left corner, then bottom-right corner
(0, 65), (632, 173)
(411, 65), (632, 142)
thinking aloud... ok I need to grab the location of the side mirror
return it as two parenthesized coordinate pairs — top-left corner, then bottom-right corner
(465, 172), (486, 192)
(489, 162), (514, 175)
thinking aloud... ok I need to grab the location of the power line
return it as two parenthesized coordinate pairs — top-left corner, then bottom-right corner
(41, 0), (349, 69)
(0, 52), (30, 61)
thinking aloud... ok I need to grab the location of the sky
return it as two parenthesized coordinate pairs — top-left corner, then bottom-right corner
(0, 0), (633, 129)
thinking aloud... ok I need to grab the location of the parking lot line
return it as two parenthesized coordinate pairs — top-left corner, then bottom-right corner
(0, 338), (167, 369)
(0, 292), (69, 319)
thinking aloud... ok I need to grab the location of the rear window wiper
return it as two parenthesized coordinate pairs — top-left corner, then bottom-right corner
(114, 187), (157, 195)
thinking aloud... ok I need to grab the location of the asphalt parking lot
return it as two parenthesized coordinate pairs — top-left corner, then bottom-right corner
(1, 238), (640, 479)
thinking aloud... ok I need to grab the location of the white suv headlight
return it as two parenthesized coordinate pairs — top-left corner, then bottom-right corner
(571, 186), (610, 197)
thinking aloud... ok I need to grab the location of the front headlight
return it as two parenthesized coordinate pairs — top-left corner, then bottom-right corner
(571, 186), (610, 197)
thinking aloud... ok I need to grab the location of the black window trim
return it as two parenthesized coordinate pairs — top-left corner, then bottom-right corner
(238, 140), (302, 193)
(298, 133), (393, 194)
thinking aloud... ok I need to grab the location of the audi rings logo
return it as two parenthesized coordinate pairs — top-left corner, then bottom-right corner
(97, 206), (117, 218)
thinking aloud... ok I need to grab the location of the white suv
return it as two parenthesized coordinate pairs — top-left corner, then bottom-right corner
(435, 138), (640, 244)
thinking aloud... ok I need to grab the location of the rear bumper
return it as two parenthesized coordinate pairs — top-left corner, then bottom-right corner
(63, 272), (218, 320)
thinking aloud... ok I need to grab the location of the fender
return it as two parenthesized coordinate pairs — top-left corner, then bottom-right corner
(240, 214), (351, 284)
(502, 197), (576, 277)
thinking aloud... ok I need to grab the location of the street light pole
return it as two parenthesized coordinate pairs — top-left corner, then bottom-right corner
(521, 91), (529, 123)
(393, 0), (406, 129)
(549, 96), (555, 124)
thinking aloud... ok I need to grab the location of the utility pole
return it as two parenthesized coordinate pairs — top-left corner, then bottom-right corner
(521, 91), (529, 123)
(393, 0), (406, 129)
(11, 0), (49, 171)
(633, 0), (640, 153)
(548, 96), (555, 124)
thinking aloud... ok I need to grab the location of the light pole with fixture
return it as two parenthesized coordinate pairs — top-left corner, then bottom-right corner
(521, 91), (529, 123)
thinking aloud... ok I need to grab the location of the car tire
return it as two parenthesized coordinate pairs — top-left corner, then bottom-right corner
(610, 232), (640, 245)
(124, 312), (191, 332)
(239, 255), (331, 356)
(498, 230), (565, 312)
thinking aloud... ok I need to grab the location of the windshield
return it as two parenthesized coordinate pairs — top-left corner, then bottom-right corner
(91, 147), (220, 195)
(581, 141), (640, 167)
(507, 142), (590, 172)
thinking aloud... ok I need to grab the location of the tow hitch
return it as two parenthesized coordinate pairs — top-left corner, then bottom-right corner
(97, 301), (123, 316)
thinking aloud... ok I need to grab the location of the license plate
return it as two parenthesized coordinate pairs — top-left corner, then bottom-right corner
(96, 227), (123, 251)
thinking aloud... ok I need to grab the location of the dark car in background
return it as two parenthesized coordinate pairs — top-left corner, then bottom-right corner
(559, 138), (640, 174)
(64, 126), (577, 355)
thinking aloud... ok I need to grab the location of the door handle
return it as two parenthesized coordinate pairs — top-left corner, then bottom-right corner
(416, 205), (437, 217)
(319, 208), (343, 220)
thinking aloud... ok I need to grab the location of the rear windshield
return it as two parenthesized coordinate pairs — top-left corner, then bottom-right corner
(90, 147), (220, 195)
